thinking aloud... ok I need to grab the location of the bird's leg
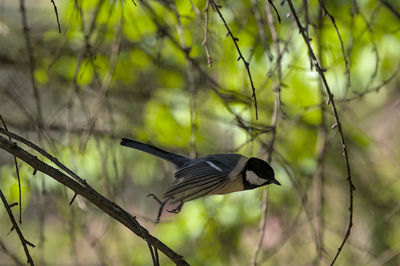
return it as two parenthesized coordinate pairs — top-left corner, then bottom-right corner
(147, 193), (163, 204)
(147, 194), (169, 223)
(167, 200), (184, 213)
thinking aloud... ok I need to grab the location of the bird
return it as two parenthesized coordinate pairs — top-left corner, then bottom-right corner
(120, 138), (280, 222)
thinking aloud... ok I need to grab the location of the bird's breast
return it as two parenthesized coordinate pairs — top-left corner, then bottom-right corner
(211, 176), (244, 195)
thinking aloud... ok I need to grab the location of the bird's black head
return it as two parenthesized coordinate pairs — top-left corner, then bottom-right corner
(242, 157), (280, 190)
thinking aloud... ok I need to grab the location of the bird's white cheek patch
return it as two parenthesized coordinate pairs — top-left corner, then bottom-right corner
(246, 170), (266, 186)
(206, 161), (223, 172)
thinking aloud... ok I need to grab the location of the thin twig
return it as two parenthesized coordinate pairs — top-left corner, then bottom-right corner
(67, 0), (105, 147)
(379, 0), (400, 20)
(313, 4), (328, 264)
(268, 0), (281, 23)
(318, 0), (351, 88)
(0, 116), (23, 224)
(50, 0), (61, 33)
(137, 0), (261, 134)
(209, 0), (259, 120)
(303, 0), (312, 69)
(80, 2), (123, 150)
(342, 61), (400, 102)
(251, 1), (282, 264)
(188, 0), (201, 18)
(259, 207), (303, 260)
(0, 189), (35, 266)
(250, 0), (273, 61)
(349, 0), (380, 95)
(19, 0), (44, 137)
(133, 216), (159, 266)
(256, 143), (322, 264)
(202, 0), (213, 67)
(286, 1), (355, 265)
(169, 2), (198, 158)
(0, 240), (25, 265)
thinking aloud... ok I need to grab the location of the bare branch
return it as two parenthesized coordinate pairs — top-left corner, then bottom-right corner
(19, 0), (44, 136)
(0, 128), (86, 185)
(250, 0), (273, 61)
(318, 0), (351, 88)
(137, 0), (265, 134)
(169, 2), (198, 158)
(209, 0), (259, 120)
(252, 0), (283, 264)
(0, 133), (189, 266)
(0, 115), (23, 224)
(0, 240), (25, 265)
(50, 0), (61, 33)
(379, 0), (400, 20)
(80, 3), (124, 150)
(0, 189), (35, 266)
(202, 0), (213, 67)
(286, 1), (355, 265)
(313, 4), (329, 263)
(342, 61), (400, 102)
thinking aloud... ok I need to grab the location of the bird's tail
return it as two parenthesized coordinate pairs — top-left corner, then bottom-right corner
(120, 138), (190, 168)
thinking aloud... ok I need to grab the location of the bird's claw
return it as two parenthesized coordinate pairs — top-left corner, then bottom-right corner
(167, 201), (183, 213)
(147, 194), (169, 223)
(147, 195), (184, 222)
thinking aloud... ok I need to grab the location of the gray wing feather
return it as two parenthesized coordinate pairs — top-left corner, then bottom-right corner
(164, 155), (244, 203)
(166, 173), (226, 195)
(167, 179), (226, 203)
(178, 181), (226, 202)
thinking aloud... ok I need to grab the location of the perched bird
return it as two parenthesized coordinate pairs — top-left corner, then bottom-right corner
(121, 138), (280, 222)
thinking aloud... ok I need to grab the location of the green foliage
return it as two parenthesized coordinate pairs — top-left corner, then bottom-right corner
(0, 0), (399, 265)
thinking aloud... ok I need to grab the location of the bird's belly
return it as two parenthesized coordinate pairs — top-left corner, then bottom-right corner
(211, 177), (244, 195)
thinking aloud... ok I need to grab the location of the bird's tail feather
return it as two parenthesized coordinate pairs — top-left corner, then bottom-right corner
(120, 138), (190, 168)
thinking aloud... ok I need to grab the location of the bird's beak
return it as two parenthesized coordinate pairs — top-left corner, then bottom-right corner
(272, 179), (281, 186)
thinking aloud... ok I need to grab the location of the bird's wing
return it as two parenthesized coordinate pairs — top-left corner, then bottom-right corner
(164, 159), (233, 203)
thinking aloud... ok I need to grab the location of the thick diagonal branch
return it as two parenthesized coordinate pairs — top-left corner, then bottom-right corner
(0, 135), (189, 266)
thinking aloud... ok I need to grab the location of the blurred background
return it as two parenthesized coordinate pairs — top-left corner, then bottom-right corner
(0, 0), (399, 265)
